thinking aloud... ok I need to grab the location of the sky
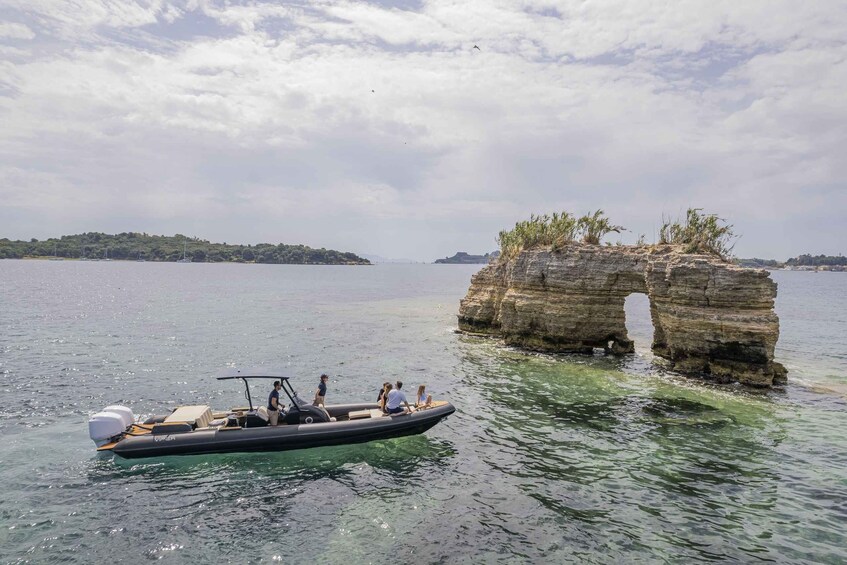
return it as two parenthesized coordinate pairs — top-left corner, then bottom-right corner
(1, 1), (845, 262)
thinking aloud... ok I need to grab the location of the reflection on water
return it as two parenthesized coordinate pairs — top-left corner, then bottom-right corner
(95, 434), (457, 481)
(456, 336), (843, 563)
(1, 262), (846, 563)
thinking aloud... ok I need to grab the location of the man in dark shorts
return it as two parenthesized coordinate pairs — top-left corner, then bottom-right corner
(386, 380), (414, 415)
(313, 374), (328, 406)
(268, 381), (282, 426)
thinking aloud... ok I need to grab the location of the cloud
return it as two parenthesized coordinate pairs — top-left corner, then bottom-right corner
(0, 0), (846, 260)
(0, 23), (35, 40)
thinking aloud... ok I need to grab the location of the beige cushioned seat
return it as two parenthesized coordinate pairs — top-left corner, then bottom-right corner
(165, 405), (213, 429)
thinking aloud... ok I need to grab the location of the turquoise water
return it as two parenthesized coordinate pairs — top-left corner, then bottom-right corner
(0, 261), (845, 563)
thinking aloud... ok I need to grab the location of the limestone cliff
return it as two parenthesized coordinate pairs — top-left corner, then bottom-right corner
(458, 244), (786, 387)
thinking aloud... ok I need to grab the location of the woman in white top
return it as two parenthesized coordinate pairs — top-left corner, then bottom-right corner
(416, 385), (432, 408)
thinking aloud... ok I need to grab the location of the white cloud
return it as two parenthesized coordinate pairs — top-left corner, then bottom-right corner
(0, 22), (35, 40)
(0, 0), (846, 259)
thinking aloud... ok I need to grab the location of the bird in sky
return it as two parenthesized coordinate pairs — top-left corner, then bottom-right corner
(473, 45), (480, 50)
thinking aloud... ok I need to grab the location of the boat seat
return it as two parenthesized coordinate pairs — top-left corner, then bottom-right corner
(318, 405), (336, 422)
(165, 405), (213, 429)
(244, 407), (269, 428)
(349, 409), (371, 420)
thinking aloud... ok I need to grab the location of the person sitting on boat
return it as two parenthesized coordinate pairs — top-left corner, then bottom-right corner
(268, 381), (283, 426)
(313, 373), (329, 407)
(377, 381), (390, 404)
(379, 383), (393, 413)
(386, 381), (414, 415)
(416, 385), (432, 409)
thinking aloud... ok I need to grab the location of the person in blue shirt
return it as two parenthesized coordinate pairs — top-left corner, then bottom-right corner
(268, 381), (282, 426)
(313, 374), (329, 406)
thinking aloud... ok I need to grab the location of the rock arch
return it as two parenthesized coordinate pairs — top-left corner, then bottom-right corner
(458, 244), (786, 387)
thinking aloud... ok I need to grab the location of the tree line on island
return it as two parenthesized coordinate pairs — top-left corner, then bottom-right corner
(735, 255), (846, 269)
(0, 233), (371, 265)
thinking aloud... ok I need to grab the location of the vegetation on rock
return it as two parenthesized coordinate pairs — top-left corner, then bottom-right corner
(496, 208), (741, 261)
(658, 208), (736, 259)
(496, 210), (622, 259)
(0, 233), (370, 265)
(578, 210), (625, 245)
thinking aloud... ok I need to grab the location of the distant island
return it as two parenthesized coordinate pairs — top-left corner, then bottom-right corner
(0, 233), (371, 265)
(435, 251), (499, 264)
(360, 254), (425, 264)
(736, 254), (846, 271)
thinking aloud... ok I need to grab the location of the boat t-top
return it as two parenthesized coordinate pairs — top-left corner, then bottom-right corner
(89, 368), (455, 458)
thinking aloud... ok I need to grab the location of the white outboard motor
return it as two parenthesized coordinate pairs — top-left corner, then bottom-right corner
(103, 405), (134, 429)
(89, 412), (126, 447)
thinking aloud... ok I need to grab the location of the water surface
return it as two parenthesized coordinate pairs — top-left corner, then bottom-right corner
(1, 261), (845, 563)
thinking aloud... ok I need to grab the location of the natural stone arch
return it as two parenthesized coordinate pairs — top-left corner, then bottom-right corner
(619, 291), (655, 355)
(458, 244), (786, 387)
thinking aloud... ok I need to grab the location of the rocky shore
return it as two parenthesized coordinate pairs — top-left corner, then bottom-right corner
(458, 244), (787, 387)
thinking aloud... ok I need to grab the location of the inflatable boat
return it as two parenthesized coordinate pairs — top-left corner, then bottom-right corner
(88, 369), (455, 459)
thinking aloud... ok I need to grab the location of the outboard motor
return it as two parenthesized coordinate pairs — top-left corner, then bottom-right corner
(103, 405), (134, 429)
(89, 405), (134, 447)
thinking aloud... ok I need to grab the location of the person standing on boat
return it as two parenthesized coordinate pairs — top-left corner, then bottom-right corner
(386, 381), (414, 415)
(313, 374), (329, 406)
(268, 381), (282, 426)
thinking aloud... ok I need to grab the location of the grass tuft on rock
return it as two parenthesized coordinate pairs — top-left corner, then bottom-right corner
(497, 210), (623, 259)
(496, 208), (737, 260)
(658, 208), (736, 259)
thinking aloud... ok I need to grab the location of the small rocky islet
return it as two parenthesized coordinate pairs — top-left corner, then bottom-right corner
(458, 211), (786, 387)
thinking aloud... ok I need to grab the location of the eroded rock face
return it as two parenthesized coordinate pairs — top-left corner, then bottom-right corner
(458, 244), (787, 387)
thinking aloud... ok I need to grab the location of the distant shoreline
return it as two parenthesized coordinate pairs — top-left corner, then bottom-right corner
(737, 254), (845, 271)
(10, 256), (372, 265)
(0, 232), (371, 265)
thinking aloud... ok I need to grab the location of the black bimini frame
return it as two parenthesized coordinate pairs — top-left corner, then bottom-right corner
(216, 368), (302, 412)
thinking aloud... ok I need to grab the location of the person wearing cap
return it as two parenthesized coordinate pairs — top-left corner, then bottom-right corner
(313, 374), (329, 406)
(267, 380), (282, 425)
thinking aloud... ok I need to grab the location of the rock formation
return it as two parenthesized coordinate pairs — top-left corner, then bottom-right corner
(458, 244), (787, 387)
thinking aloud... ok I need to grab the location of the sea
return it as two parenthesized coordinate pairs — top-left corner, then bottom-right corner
(0, 261), (845, 564)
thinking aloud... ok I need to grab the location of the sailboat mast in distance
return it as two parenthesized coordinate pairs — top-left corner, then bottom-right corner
(177, 241), (191, 263)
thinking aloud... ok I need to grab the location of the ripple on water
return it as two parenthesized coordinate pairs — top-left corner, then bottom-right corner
(1, 263), (846, 563)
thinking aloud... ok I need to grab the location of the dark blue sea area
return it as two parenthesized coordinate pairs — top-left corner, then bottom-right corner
(0, 261), (845, 563)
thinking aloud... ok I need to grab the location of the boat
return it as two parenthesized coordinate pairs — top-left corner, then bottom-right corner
(88, 368), (455, 458)
(177, 241), (191, 263)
